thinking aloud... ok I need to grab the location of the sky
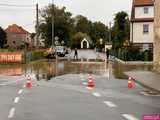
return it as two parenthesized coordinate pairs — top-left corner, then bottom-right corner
(0, 0), (132, 32)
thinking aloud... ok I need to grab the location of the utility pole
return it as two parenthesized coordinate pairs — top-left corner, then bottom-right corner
(52, 0), (54, 47)
(109, 22), (112, 43)
(36, 3), (39, 47)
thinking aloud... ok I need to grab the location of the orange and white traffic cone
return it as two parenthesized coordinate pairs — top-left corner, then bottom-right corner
(128, 77), (133, 88)
(87, 74), (94, 88)
(25, 75), (32, 88)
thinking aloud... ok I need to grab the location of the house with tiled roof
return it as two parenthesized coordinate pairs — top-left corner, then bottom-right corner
(5, 24), (31, 48)
(130, 0), (154, 51)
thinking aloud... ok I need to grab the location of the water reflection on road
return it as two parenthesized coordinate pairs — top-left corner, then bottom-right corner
(0, 59), (153, 81)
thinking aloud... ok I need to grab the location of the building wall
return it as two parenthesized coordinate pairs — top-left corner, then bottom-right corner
(154, 0), (160, 72)
(131, 22), (154, 44)
(135, 6), (154, 18)
(6, 33), (27, 47)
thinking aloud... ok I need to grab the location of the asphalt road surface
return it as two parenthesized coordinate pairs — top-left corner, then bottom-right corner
(0, 50), (160, 120)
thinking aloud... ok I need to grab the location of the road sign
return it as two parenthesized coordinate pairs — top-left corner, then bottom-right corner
(123, 39), (130, 47)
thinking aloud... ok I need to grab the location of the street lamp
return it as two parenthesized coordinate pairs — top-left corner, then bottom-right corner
(109, 21), (112, 43)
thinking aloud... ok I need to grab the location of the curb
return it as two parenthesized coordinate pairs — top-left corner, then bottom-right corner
(115, 58), (153, 65)
(124, 72), (160, 93)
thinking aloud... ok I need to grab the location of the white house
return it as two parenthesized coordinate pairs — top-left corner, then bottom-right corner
(130, 0), (154, 51)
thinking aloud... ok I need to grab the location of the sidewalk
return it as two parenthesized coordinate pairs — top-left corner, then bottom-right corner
(125, 71), (160, 92)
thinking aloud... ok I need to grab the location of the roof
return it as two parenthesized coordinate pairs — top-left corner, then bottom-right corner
(133, 0), (154, 6)
(5, 24), (29, 34)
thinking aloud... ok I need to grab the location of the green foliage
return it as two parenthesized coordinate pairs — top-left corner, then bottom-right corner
(71, 32), (90, 49)
(39, 4), (109, 48)
(32, 50), (45, 61)
(90, 22), (108, 47)
(112, 11), (130, 48)
(22, 50), (45, 63)
(74, 15), (92, 35)
(39, 5), (74, 47)
(113, 46), (153, 61)
(0, 27), (7, 48)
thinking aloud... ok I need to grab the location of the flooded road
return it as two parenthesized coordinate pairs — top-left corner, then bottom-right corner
(0, 59), (153, 81)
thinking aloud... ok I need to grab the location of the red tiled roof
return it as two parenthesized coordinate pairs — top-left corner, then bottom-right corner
(5, 24), (29, 34)
(133, 0), (154, 6)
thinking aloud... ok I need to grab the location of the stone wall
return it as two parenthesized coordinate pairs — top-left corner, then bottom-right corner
(154, 0), (160, 72)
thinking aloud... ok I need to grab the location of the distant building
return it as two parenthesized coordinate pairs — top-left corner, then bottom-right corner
(130, 0), (154, 51)
(5, 24), (31, 48)
(81, 38), (90, 49)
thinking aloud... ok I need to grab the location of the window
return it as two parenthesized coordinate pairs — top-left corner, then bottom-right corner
(143, 24), (149, 34)
(144, 7), (149, 14)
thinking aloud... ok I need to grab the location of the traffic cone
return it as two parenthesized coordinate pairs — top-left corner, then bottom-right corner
(128, 77), (133, 88)
(25, 75), (32, 88)
(87, 74), (94, 87)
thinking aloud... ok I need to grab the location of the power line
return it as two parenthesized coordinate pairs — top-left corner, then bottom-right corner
(0, 3), (35, 7)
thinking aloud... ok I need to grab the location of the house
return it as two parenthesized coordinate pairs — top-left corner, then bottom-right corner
(130, 0), (154, 51)
(5, 24), (31, 48)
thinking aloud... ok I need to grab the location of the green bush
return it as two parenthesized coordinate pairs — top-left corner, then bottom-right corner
(31, 50), (45, 61)
(23, 50), (45, 63)
(112, 46), (153, 61)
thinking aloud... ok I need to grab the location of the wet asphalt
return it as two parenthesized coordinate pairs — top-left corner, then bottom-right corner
(0, 50), (160, 120)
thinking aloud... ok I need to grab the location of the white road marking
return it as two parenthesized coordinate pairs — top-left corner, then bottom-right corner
(0, 83), (7, 86)
(81, 79), (85, 81)
(104, 101), (117, 107)
(82, 82), (87, 85)
(8, 108), (15, 118)
(122, 114), (139, 120)
(18, 89), (23, 94)
(14, 97), (20, 104)
(92, 92), (101, 97)
(0, 79), (24, 86)
(23, 85), (26, 88)
(86, 87), (93, 90)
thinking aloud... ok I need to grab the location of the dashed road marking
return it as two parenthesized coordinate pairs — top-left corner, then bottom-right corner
(0, 79), (24, 86)
(8, 108), (15, 118)
(92, 92), (101, 97)
(122, 114), (139, 120)
(0, 83), (7, 86)
(14, 97), (20, 104)
(82, 82), (87, 85)
(104, 101), (117, 107)
(18, 89), (23, 94)
(81, 79), (85, 81)
(86, 87), (93, 90)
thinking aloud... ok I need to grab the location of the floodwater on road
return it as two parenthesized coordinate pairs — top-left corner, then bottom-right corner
(0, 59), (153, 81)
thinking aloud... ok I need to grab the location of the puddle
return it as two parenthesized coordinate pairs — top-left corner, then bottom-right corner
(140, 90), (160, 96)
(112, 62), (153, 79)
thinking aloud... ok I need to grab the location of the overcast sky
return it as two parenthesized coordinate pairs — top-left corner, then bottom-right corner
(0, 0), (132, 32)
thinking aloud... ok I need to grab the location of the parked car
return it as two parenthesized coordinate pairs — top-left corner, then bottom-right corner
(55, 46), (66, 57)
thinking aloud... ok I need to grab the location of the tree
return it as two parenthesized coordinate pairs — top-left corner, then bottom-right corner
(112, 11), (130, 49)
(39, 4), (74, 47)
(0, 27), (7, 48)
(74, 15), (92, 35)
(90, 22), (108, 47)
(71, 32), (90, 49)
